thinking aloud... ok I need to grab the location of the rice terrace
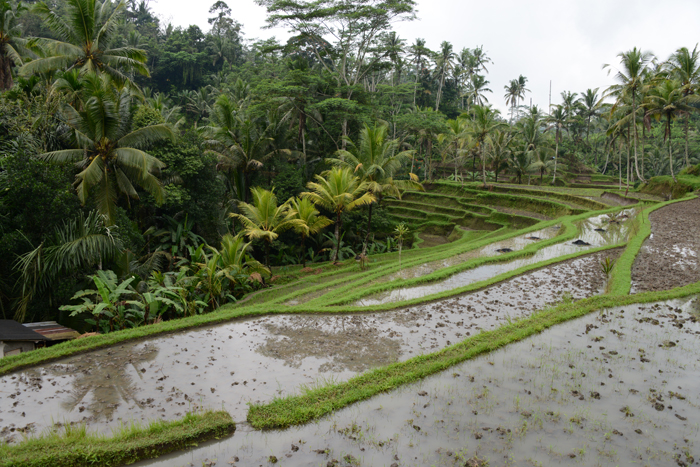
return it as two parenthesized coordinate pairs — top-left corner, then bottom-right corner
(1, 0), (700, 466)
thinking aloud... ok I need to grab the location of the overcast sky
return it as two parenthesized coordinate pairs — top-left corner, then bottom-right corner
(149, 0), (700, 115)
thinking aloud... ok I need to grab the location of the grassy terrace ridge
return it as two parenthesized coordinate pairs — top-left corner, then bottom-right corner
(0, 410), (234, 467)
(247, 282), (700, 429)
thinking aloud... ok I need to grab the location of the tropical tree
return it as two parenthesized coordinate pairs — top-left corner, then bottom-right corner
(604, 47), (655, 182)
(21, 0), (149, 83)
(486, 129), (513, 183)
(408, 38), (430, 106)
(545, 104), (567, 184)
(434, 41), (455, 111)
(644, 80), (693, 183)
(0, 0), (34, 91)
(467, 74), (492, 107)
(285, 197), (332, 267)
(466, 104), (505, 186)
(37, 73), (173, 224)
(504, 79), (519, 123)
(302, 167), (375, 263)
(577, 88), (602, 146)
(328, 123), (420, 255)
(231, 187), (297, 267)
(667, 45), (700, 168)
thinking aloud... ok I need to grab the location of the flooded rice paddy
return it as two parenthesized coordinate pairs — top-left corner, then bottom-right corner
(0, 251), (616, 444)
(138, 295), (700, 467)
(354, 211), (636, 307)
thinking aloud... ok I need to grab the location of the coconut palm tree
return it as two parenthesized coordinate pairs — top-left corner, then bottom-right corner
(604, 48), (655, 182)
(577, 88), (602, 147)
(515, 75), (530, 108)
(302, 167), (375, 263)
(230, 187), (297, 268)
(504, 79), (520, 123)
(434, 41), (455, 111)
(467, 74), (492, 107)
(487, 129), (513, 183)
(466, 104), (505, 186)
(37, 73), (173, 224)
(408, 38), (430, 107)
(328, 124), (420, 255)
(545, 104), (567, 184)
(0, 0), (35, 91)
(21, 0), (149, 83)
(644, 80), (693, 183)
(667, 45), (700, 168)
(286, 197), (332, 267)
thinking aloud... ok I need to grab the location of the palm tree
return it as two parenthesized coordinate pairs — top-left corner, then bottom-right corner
(577, 88), (602, 147)
(604, 48), (655, 182)
(302, 167), (375, 263)
(434, 41), (455, 111)
(0, 0), (35, 91)
(466, 104), (505, 186)
(545, 104), (567, 184)
(408, 38), (430, 106)
(231, 187), (297, 268)
(644, 80), (693, 183)
(37, 73), (173, 224)
(286, 197), (332, 267)
(667, 45), (700, 168)
(515, 75), (530, 108)
(504, 79), (519, 123)
(487, 129), (513, 183)
(21, 0), (149, 83)
(508, 144), (534, 184)
(468, 74), (492, 107)
(14, 210), (121, 322)
(328, 124), (420, 255)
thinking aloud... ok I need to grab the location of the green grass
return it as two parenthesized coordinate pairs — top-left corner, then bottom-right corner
(0, 410), (234, 467)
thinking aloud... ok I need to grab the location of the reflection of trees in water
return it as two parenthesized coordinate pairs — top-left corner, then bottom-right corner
(578, 211), (638, 245)
(257, 315), (401, 373)
(48, 344), (159, 419)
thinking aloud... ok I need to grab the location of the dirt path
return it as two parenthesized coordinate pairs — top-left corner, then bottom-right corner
(632, 197), (700, 292)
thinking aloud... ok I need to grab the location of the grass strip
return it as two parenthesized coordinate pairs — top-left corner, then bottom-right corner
(0, 410), (234, 467)
(607, 194), (697, 296)
(247, 281), (700, 430)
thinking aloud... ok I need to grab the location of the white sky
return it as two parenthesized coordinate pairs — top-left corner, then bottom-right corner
(150, 0), (700, 115)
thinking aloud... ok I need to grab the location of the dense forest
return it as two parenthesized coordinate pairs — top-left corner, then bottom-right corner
(0, 0), (698, 329)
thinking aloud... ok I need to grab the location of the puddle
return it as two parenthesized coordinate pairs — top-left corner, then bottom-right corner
(354, 211), (636, 306)
(0, 252), (614, 443)
(136, 295), (700, 467)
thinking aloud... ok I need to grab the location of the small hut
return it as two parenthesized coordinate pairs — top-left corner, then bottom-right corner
(0, 320), (49, 357)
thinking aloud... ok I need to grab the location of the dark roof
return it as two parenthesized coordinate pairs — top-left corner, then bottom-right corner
(0, 320), (49, 342)
(23, 321), (80, 341)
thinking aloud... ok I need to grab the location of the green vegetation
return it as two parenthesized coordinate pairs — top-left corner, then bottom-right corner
(0, 410), (234, 467)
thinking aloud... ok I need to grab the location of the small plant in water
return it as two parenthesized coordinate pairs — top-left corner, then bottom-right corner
(600, 257), (615, 277)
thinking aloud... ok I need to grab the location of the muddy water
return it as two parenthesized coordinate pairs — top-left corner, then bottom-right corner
(137, 295), (700, 467)
(0, 252), (614, 444)
(354, 212), (636, 306)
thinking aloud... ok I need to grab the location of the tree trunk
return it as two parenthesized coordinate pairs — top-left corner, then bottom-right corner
(684, 113), (691, 168)
(300, 235), (306, 268)
(669, 117), (677, 183)
(602, 143), (610, 174)
(481, 147), (487, 187)
(265, 241), (271, 269)
(552, 137), (558, 185)
(632, 95), (644, 182)
(0, 57), (14, 91)
(626, 123), (631, 194)
(361, 203), (373, 256)
(332, 212), (341, 262)
(641, 123), (646, 180)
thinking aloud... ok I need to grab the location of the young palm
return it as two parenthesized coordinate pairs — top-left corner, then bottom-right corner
(0, 0), (36, 91)
(37, 73), (173, 224)
(230, 187), (297, 268)
(487, 130), (513, 183)
(328, 123), (421, 255)
(20, 0), (148, 83)
(285, 197), (332, 267)
(644, 80), (694, 183)
(302, 167), (376, 263)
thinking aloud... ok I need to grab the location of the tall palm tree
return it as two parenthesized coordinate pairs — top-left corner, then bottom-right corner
(231, 187), (296, 267)
(285, 197), (332, 267)
(577, 88), (602, 147)
(604, 47), (655, 183)
(302, 167), (375, 263)
(409, 38), (430, 107)
(667, 45), (700, 168)
(644, 80), (693, 183)
(468, 74), (492, 107)
(0, 0), (35, 91)
(21, 0), (149, 83)
(515, 75), (530, 108)
(37, 73), (173, 224)
(466, 104), (505, 186)
(328, 124), (420, 255)
(504, 79), (520, 123)
(434, 41), (455, 111)
(487, 129), (513, 183)
(545, 104), (567, 184)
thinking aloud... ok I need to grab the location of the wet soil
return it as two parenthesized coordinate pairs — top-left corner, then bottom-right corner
(0, 251), (617, 444)
(632, 197), (700, 293)
(137, 295), (700, 467)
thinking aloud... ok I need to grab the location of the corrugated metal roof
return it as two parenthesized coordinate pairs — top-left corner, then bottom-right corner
(23, 321), (80, 341)
(0, 320), (49, 342)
